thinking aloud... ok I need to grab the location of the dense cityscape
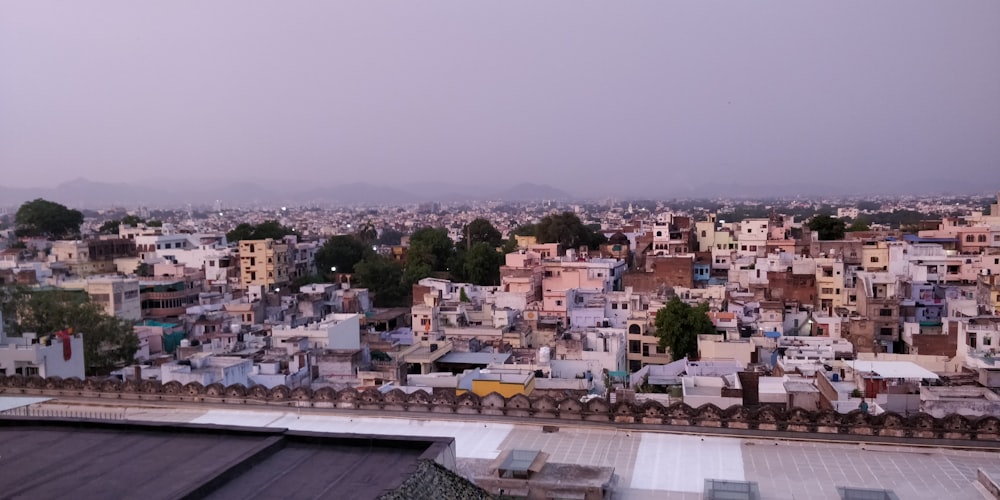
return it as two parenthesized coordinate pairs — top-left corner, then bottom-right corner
(2, 189), (1000, 498)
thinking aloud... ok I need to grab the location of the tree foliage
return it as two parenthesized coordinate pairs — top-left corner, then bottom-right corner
(99, 214), (147, 235)
(315, 235), (372, 274)
(534, 212), (606, 250)
(376, 228), (404, 246)
(654, 297), (716, 361)
(512, 224), (537, 237)
(15, 199), (84, 239)
(847, 218), (871, 232)
(458, 218), (503, 249)
(1, 287), (139, 376)
(806, 214), (847, 241)
(461, 242), (503, 286)
(226, 220), (293, 243)
(406, 227), (453, 272)
(355, 221), (378, 245)
(355, 256), (407, 307)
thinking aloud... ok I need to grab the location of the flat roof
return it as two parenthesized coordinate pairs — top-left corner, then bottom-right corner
(0, 418), (464, 500)
(438, 351), (511, 365)
(848, 360), (940, 380)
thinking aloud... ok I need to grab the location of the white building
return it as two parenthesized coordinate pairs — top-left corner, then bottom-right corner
(270, 313), (360, 350)
(0, 321), (85, 379)
(160, 353), (252, 387)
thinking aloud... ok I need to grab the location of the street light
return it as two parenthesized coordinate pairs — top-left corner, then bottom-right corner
(331, 266), (337, 272)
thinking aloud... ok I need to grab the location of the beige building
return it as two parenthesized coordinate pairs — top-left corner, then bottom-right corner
(58, 276), (141, 321)
(238, 239), (289, 291)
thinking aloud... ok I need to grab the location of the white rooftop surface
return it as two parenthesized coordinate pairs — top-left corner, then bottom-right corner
(850, 360), (940, 380)
(0, 396), (51, 412)
(630, 434), (745, 492)
(189, 409), (513, 459)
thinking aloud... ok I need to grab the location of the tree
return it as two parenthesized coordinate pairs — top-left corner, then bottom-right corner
(355, 221), (378, 245)
(654, 297), (717, 361)
(226, 220), (293, 243)
(1, 287), (138, 375)
(315, 235), (372, 275)
(462, 242), (503, 286)
(376, 228), (404, 246)
(15, 199), (84, 239)
(355, 256), (407, 307)
(535, 212), (604, 250)
(459, 218), (503, 249)
(407, 227), (453, 272)
(806, 214), (847, 241)
(847, 218), (871, 232)
(512, 224), (537, 237)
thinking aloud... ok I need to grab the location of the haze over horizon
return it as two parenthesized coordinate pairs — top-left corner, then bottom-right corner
(2, 1), (999, 198)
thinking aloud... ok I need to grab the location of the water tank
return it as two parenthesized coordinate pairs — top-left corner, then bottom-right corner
(179, 339), (191, 348)
(539, 346), (551, 364)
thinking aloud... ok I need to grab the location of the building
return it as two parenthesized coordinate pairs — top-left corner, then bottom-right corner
(58, 276), (141, 321)
(238, 238), (290, 291)
(270, 313), (361, 350)
(0, 322), (85, 379)
(0, 419), (482, 500)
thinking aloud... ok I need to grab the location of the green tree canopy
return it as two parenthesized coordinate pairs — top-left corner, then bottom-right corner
(512, 223), (537, 237)
(806, 214), (847, 241)
(355, 255), (407, 307)
(461, 242), (503, 286)
(847, 218), (871, 232)
(1, 287), (139, 376)
(355, 221), (378, 245)
(376, 227), (404, 246)
(458, 218), (503, 249)
(535, 212), (605, 250)
(315, 235), (373, 274)
(226, 220), (293, 243)
(15, 199), (84, 239)
(407, 227), (453, 272)
(654, 297), (717, 361)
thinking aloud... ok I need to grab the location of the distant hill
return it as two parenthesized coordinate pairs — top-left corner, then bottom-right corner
(0, 179), (574, 208)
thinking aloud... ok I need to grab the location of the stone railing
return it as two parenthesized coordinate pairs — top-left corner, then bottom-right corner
(2, 374), (999, 443)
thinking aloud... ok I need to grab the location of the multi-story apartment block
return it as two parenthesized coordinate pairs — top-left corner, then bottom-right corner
(238, 239), (290, 291)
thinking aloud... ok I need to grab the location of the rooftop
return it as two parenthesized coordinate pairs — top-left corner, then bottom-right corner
(0, 418), (469, 500)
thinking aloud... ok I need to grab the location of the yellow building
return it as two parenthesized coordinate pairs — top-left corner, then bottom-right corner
(238, 239), (290, 291)
(458, 370), (536, 398)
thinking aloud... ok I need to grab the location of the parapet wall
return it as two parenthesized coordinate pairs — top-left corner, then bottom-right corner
(2, 374), (999, 443)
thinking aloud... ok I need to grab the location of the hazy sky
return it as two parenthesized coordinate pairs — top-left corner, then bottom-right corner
(2, 1), (998, 195)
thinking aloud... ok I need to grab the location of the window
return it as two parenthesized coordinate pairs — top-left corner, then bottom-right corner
(656, 231), (662, 237)
(642, 345), (650, 356)
(622, 303), (628, 310)
(984, 337), (992, 347)
(629, 340), (641, 353)
(880, 327), (894, 337)
(741, 245), (747, 251)
(966, 235), (975, 242)
(611, 303), (618, 310)
(701, 231), (707, 237)
(747, 228), (752, 233)
(821, 287), (834, 294)
(879, 308), (893, 317)
(870, 256), (879, 263)
(555, 300), (562, 306)
(979, 235), (987, 243)
(969, 333), (977, 348)
(749, 245), (757, 252)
